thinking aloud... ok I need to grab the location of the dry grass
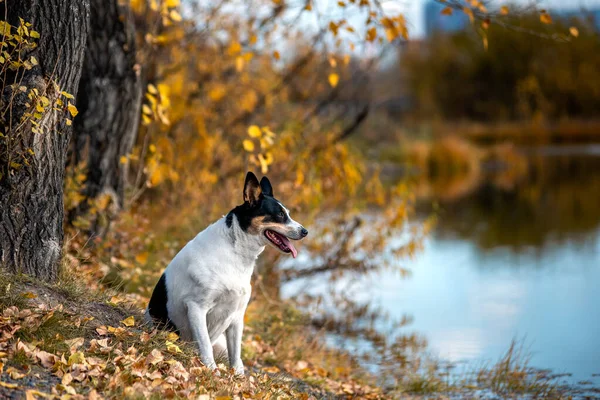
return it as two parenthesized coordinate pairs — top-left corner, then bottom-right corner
(473, 340), (566, 399)
(0, 271), (382, 399)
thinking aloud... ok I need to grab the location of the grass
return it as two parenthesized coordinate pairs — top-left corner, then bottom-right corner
(474, 340), (562, 398)
(0, 266), (582, 399)
(0, 271), (381, 399)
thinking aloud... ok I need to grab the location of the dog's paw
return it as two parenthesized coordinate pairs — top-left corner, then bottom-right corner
(232, 361), (245, 377)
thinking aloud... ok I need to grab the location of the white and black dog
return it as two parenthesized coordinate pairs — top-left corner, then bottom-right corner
(146, 172), (307, 375)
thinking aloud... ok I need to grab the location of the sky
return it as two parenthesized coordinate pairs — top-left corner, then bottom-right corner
(388, 0), (600, 37)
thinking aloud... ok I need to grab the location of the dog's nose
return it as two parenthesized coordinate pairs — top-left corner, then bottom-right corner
(300, 227), (308, 237)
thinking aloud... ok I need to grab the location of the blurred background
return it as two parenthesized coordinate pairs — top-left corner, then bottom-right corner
(56, 0), (600, 395)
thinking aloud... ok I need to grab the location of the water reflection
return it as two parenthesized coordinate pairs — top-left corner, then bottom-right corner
(283, 145), (600, 384)
(417, 148), (600, 252)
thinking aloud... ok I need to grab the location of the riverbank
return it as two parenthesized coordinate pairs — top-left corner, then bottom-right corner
(2, 266), (589, 399)
(0, 272), (382, 399)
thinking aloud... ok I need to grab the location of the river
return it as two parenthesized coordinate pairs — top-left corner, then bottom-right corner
(282, 144), (600, 387)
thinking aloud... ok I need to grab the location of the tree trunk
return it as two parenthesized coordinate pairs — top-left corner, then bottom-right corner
(0, 0), (90, 281)
(71, 0), (142, 224)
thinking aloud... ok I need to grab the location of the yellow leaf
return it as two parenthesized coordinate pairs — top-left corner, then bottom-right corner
(463, 7), (474, 23)
(169, 10), (182, 22)
(121, 316), (135, 327)
(366, 27), (377, 42)
(135, 252), (149, 264)
(147, 84), (158, 94)
(0, 381), (18, 389)
(142, 104), (153, 115)
(329, 21), (339, 36)
(235, 56), (244, 72)
(441, 7), (453, 15)
(328, 73), (339, 88)
(247, 125), (262, 138)
(243, 140), (255, 152)
(67, 351), (85, 366)
(120, 156), (128, 164)
(167, 332), (179, 341)
(208, 85), (226, 102)
(149, 144), (156, 152)
(66, 118), (72, 126)
(500, 5), (509, 15)
(26, 390), (48, 400)
(540, 12), (552, 24)
(61, 91), (75, 99)
(22, 292), (37, 299)
(67, 104), (78, 117)
(227, 41), (242, 56)
(165, 0), (180, 7)
(166, 341), (182, 354)
(569, 27), (579, 37)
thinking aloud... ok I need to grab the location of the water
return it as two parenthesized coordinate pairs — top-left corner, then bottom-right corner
(283, 144), (600, 384)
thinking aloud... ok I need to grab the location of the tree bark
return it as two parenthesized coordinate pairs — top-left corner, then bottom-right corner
(0, 0), (90, 281)
(71, 0), (142, 221)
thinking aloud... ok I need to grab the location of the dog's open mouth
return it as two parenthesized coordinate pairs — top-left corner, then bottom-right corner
(264, 230), (298, 258)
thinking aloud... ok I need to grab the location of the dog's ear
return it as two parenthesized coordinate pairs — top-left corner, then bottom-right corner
(260, 176), (273, 197)
(243, 171), (262, 206)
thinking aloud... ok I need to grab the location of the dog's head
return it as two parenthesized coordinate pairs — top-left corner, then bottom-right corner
(230, 171), (308, 258)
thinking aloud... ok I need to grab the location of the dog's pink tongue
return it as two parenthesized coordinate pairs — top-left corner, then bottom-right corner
(280, 236), (298, 258)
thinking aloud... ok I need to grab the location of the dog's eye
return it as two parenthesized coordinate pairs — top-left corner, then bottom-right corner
(278, 211), (285, 219)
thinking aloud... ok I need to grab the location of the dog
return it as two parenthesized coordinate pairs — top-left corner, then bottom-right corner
(146, 172), (308, 375)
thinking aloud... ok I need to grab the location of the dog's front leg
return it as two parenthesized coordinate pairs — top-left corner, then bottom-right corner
(187, 302), (217, 371)
(225, 314), (245, 376)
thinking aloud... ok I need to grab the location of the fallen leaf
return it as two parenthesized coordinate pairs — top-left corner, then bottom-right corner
(6, 366), (26, 379)
(67, 351), (85, 366)
(146, 349), (164, 365)
(166, 341), (182, 354)
(65, 337), (84, 353)
(62, 372), (73, 386)
(120, 316), (135, 327)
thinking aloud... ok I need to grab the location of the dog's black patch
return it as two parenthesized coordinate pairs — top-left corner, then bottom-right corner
(226, 173), (290, 232)
(226, 194), (288, 232)
(148, 274), (179, 333)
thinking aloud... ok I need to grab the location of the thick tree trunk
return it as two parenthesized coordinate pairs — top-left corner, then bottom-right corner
(72, 0), (142, 220)
(0, 0), (90, 281)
